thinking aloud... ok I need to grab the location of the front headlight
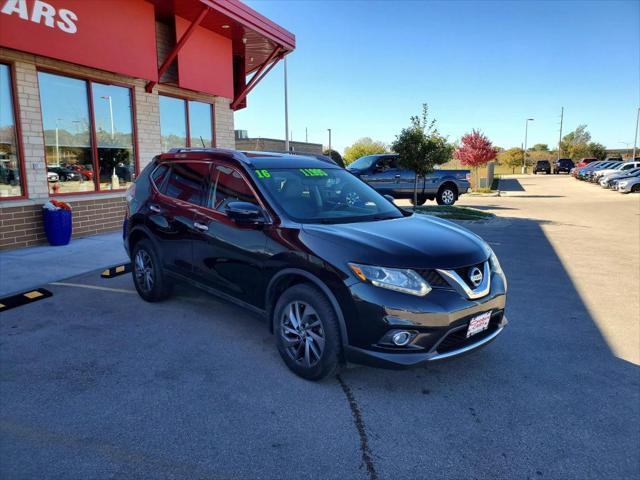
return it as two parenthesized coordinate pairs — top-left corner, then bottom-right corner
(348, 263), (431, 296)
(618, 181), (628, 187)
(489, 247), (507, 290)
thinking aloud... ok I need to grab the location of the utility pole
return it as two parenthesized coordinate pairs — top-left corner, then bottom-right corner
(523, 118), (534, 174)
(633, 107), (639, 161)
(327, 128), (332, 156)
(284, 56), (289, 152)
(557, 107), (564, 161)
(305, 127), (308, 143)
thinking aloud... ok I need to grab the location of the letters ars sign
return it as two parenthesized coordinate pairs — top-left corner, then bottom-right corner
(1, 0), (78, 34)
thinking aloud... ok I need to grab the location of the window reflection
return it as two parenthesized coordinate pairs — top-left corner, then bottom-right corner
(38, 71), (95, 194)
(0, 64), (23, 198)
(92, 83), (135, 190)
(159, 95), (187, 151)
(188, 101), (213, 147)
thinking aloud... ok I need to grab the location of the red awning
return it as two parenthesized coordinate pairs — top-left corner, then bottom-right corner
(147, 0), (295, 108)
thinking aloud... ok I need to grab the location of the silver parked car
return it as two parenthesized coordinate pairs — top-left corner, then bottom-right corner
(603, 168), (640, 189)
(597, 161), (640, 185)
(616, 173), (640, 193)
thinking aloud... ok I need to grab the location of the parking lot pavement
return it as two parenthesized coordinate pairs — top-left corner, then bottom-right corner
(1, 175), (639, 479)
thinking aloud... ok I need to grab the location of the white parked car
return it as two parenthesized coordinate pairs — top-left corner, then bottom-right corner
(595, 161), (640, 183)
(47, 171), (59, 182)
(616, 174), (640, 193)
(599, 162), (640, 188)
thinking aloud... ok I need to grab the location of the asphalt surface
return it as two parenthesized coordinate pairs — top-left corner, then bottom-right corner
(1, 175), (639, 479)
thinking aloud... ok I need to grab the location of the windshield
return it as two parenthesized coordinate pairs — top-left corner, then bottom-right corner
(347, 155), (377, 170)
(253, 167), (403, 223)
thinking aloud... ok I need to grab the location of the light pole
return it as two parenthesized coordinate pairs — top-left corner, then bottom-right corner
(101, 95), (114, 140)
(284, 56), (289, 152)
(55, 117), (62, 166)
(327, 128), (332, 156)
(633, 107), (639, 161)
(557, 107), (564, 162)
(523, 118), (534, 174)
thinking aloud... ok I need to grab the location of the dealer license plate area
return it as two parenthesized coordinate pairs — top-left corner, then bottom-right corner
(467, 311), (492, 338)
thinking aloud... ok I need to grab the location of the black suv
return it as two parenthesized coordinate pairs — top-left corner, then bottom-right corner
(553, 158), (575, 174)
(124, 149), (508, 380)
(533, 160), (551, 174)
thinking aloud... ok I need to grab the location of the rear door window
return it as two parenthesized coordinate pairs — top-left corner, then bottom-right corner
(162, 162), (209, 205)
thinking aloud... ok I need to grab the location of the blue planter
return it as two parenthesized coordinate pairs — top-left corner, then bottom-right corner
(43, 209), (72, 246)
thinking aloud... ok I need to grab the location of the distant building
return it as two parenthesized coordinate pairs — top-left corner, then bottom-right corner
(605, 148), (636, 159)
(235, 131), (323, 155)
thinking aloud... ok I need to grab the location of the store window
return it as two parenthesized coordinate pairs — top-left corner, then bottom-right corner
(188, 101), (213, 148)
(38, 71), (137, 195)
(92, 83), (135, 190)
(159, 95), (214, 151)
(0, 63), (23, 199)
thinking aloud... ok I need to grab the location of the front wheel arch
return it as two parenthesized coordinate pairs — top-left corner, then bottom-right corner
(265, 269), (349, 348)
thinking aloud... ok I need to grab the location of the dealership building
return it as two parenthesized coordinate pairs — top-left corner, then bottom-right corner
(0, 0), (294, 249)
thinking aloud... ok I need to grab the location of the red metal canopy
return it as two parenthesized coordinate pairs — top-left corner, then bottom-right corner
(147, 0), (295, 108)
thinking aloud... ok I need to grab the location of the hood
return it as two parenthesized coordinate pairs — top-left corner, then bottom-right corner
(303, 214), (489, 270)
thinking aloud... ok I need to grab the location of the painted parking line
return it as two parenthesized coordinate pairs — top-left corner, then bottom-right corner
(0, 288), (53, 313)
(101, 263), (132, 279)
(50, 282), (136, 294)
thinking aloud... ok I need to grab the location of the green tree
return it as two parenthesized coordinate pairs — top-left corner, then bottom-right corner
(588, 142), (606, 160)
(560, 125), (592, 159)
(343, 137), (387, 165)
(391, 104), (453, 207)
(497, 147), (524, 173)
(531, 143), (549, 151)
(323, 149), (345, 167)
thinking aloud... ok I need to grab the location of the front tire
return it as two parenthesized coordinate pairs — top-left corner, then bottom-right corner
(132, 239), (172, 302)
(274, 284), (341, 381)
(436, 185), (457, 205)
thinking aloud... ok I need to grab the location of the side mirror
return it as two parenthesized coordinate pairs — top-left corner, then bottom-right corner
(383, 194), (395, 204)
(225, 201), (265, 224)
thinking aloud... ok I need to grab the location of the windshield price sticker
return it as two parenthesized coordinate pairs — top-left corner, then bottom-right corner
(299, 168), (328, 177)
(255, 169), (271, 178)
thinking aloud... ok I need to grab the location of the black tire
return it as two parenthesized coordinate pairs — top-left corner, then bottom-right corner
(410, 195), (427, 206)
(274, 283), (341, 381)
(436, 185), (457, 205)
(632, 184), (640, 193)
(131, 239), (172, 302)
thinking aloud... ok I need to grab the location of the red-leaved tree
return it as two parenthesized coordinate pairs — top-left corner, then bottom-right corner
(454, 130), (498, 189)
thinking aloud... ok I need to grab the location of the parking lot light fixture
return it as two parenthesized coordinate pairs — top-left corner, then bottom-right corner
(523, 118), (534, 174)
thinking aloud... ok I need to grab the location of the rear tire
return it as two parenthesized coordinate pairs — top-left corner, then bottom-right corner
(274, 284), (341, 381)
(436, 185), (457, 205)
(132, 239), (172, 302)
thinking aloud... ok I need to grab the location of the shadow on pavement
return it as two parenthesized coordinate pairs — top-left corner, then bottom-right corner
(498, 178), (526, 191)
(0, 217), (638, 479)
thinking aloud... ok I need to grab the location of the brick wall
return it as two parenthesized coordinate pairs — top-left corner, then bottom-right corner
(1, 197), (126, 250)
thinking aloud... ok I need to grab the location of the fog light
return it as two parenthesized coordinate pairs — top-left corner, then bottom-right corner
(392, 331), (412, 346)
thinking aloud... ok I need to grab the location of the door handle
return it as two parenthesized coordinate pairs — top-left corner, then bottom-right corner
(394, 174), (401, 179)
(149, 204), (161, 213)
(193, 222), (209, 232)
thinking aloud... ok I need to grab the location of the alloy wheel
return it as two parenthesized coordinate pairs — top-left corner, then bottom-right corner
(442, 189), (455, 205)
(280, 301), (325, 367)
(134, 249), (154, 293)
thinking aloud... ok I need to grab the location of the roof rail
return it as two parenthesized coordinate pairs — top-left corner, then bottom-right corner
(163, 147), (254, 166)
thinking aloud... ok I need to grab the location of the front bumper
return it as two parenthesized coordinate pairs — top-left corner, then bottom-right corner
(617, 184), (633, 193)
(345, 316), (507, 368)
(342, 272), (507, 368)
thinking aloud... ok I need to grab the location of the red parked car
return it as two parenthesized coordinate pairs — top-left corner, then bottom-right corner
(575, 158), (598, 168)
(70, 164), (94, 180)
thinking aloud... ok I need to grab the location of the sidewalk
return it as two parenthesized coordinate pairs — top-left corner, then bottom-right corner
(0, 232), (128, 297)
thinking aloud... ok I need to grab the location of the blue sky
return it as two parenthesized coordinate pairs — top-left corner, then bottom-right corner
(236, 0), (639, 154)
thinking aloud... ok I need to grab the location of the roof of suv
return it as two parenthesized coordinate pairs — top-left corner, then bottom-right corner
(159, 148), (341, 169)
